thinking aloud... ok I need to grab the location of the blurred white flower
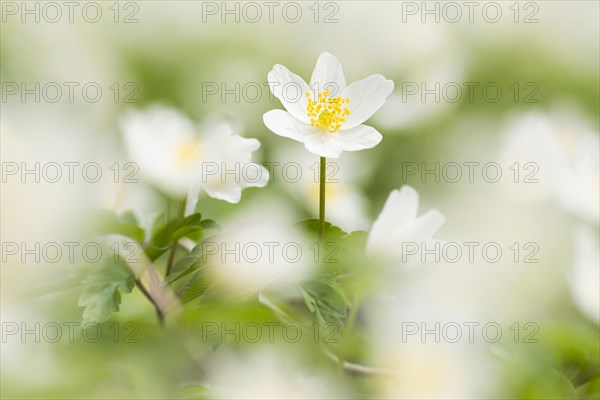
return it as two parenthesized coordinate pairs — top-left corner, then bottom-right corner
(263, 52), (394, 158)
(372, 341), (492, 399)
(366, 185), (445, 261)
(120, 106), (269, 203)
(366, 270), (497, 399)
(568, 226), (600, 324)
(374, 59), (464, 131)
(206, 209), (313, 296)
(1, 104), (112, 244)
(554, 129), (599, 224)
(206, 348), (345, 399)
(498, 111), (599, 223)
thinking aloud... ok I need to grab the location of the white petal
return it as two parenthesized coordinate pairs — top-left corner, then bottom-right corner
(310, 52), (346, 96)
(120, 106), (196, 144)
(119, 106), (198, 195)
(185, 181), (201, 216)
(268, 65), (310, 123)
(303, 132), (345, 158)
(203, 162), (269, 203)
(203, 122), (234, 141)
(240, 164), (270, 189)
(331, 124), (382, 152)
(381, 186), (420, 227)
(400, 209), (446, 242)
(367, 186), (419, 251)
(204, 182), (243, 204)
(263, 110), (317, 142)
(366, 186), (445, 259)
(199, 122), (268, 203)
(224, 135), (261, 161)
(341, 75), (394, 129)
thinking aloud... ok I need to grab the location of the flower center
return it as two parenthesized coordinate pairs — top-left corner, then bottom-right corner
(306, 90), (350, 133)
(176, 137), (202, 166)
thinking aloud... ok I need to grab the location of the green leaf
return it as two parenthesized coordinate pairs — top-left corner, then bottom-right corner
(331, 230), (377, 291)
(78, 258), (135, 324)
(179, 384), (210, 400)
(199, 219), (220, 235)
(344, 230), (368, 248)
(149, 211), (167, 239)
(183, 219), (221, 242)
(165, 243), (205, 283)
(90, 210), (145, 243)
(298, 279), (348, 329)
(171, 225), (204, 242)
(295, 218), (347, 242)
(145, 214), (221, 261)
(153, 214), (202, 247)
(144, 213), (204, 261)
(119, 210), (139, 226)
(179, 270), (211, 305)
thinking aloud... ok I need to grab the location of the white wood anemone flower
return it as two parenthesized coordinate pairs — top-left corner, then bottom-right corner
(366, 185), (445, 261)
(120, 106), (269, 204)
(263, 52), (394, 158)
(498, 111), (599, 223)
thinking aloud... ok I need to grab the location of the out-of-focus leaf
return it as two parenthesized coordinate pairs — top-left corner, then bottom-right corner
(298, 279), (348, 330)
(344, 230), (368, 248)
(119, 210), (139, 226)
(153, 213), (202, 247)
(295, 218), (347, 242)
(144, 213), (204, 261)
(165, 243), (205, 283)
(179, 384), (210, 400)
(179, 270), (211, 305)
(90, 210), (145, 243)
(78, 258), (135, 324)
(180, 219), (220, 242)
(200, 219), (220, 235)
(149, 211), (167, 239)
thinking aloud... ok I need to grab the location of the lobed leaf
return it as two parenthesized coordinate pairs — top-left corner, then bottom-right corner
(78, 258), (135, 324)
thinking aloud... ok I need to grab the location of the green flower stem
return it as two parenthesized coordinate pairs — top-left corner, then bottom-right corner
(324, 350), (396, 378)
(165, 198), (187, 277)
(319, 156), (326, 242)
(135, 278), (165, 327)
(258, 293), (293, 324)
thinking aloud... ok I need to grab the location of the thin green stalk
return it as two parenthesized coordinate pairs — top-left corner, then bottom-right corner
(135, 278), (165, 327)
(165, 198), (186, 277)
(319, 156), (326, 242)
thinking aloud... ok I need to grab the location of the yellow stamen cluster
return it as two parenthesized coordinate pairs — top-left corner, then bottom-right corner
(306, 90), (350, 133)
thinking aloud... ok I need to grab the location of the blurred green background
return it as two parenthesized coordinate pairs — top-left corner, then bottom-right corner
(1, 1), (599, 399)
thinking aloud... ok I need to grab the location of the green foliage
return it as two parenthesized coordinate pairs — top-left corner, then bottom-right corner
(492, 321), (600, 399)
(78, 258), (135, 324)
(145, 213), (219, 261)
(165, 243), (205, 284)
(295, 218), (347, 242)
(90, 210), (145, 243)
(179, 270), (212, 305)
(145, 213), (202, 260)
(78, 207), (221, 323)
(294, 219), (373, 338)
(298, 279), (348, 334)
